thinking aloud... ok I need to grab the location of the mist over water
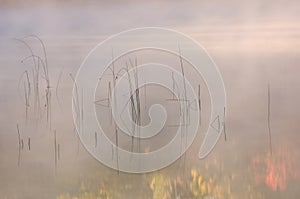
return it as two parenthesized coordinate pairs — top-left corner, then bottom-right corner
(1, 1), (300, 198)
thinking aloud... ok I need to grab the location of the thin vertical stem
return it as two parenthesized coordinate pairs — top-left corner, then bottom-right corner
(95, 132), (98, 148)
(54, 130), (57, 171)
(172, 72), (175, 100)
(223, 107), (227, 141)
(81, 88), (84, 134)
(17, 124), (21, 166)
(28, 137), (31, 151)
(144, 83), (147, 110)
(57, 144), (60, 160)
(115, 129), (119, 175)
(56, 67), (63, 110)
(178, 44), (188, 177)
(198, 84), (201, 125)
(267, 84), (273, 156)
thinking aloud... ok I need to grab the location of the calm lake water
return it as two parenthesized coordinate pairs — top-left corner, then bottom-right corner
(1, 1), (300, 199)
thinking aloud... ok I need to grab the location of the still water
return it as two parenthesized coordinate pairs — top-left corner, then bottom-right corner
(1, 2), (300, 199)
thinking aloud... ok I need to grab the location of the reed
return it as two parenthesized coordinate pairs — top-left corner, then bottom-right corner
(81, 88), (84, 134)
(28, 137), (31, 151)
(94, 132), (98, 148)
(178, 45), (189, 175)
(16, 36), (52, 126)
(57, 144), (60, 160)
(56, 67), (64, 110)
(223, 107), (227, 141)
(198, 84), (201, 126)
(16, 124), (21, 166)
(267, 84), (273, 156)
(69, 73), (80, 130)
(115, 129), (120, 175)
(54, 130), (57, 172)
(18, 70), (31, 121)
(69, 73), (81, 156)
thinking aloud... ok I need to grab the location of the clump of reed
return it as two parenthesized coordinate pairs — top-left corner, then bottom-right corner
(16, 35), (52, 126)
(15, 35), (59, 168)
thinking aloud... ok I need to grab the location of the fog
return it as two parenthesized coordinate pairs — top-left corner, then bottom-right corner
(0, 1), (300, 198)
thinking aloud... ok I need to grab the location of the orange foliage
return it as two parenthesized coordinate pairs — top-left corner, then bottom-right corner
(251, 148), (298, 191)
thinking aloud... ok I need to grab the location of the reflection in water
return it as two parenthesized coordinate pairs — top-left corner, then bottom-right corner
(252, 148), (299, 192)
